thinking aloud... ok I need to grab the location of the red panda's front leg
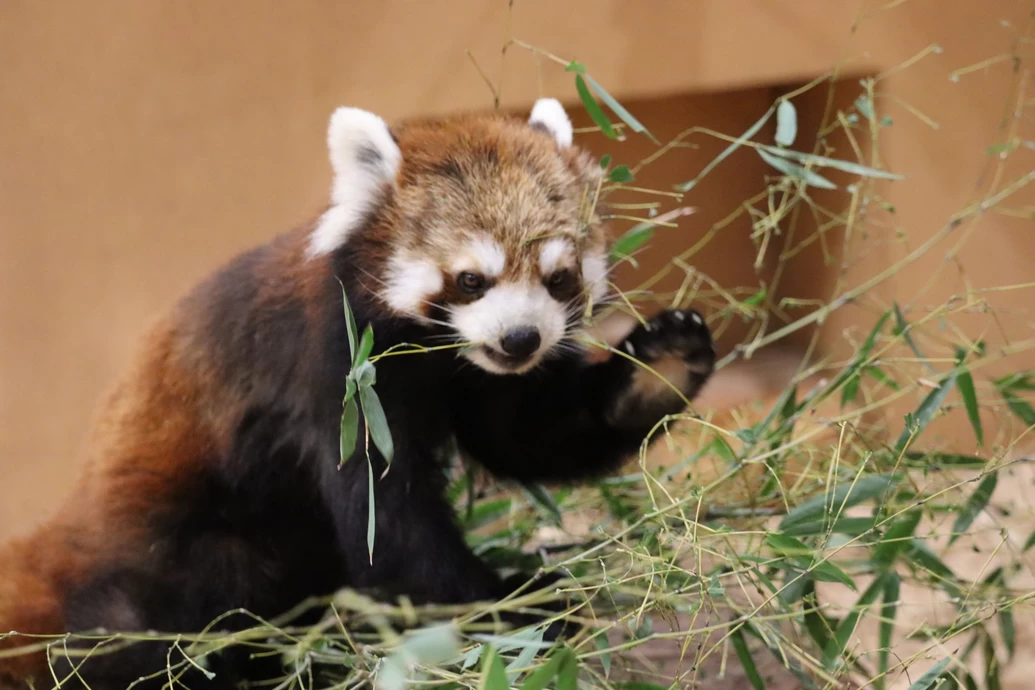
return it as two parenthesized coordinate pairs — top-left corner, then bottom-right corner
(448, 308), (715, 484)
(317, 441), (507, 606)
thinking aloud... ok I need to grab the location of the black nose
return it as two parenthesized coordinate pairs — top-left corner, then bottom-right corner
(499, 327), (541, 359)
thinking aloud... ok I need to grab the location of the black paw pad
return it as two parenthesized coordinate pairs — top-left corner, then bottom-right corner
(620, 308), (715, 373)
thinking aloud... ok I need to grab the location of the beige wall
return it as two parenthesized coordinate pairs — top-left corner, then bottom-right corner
(2, 1), (1034, 541)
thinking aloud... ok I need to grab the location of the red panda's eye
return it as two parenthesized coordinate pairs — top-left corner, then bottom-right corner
(545, 270), (576, 293)
(457, 272), (486, 294)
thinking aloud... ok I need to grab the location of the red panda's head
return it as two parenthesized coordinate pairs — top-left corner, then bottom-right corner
(307, 99), (610, 375)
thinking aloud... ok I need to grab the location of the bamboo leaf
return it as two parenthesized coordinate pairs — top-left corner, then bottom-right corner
(574, 74), (616, 139)
(812, 560), (857, 591)
(906, 658), (951, 690)
(765, 533), (813, 558)
(518, 648), (566, 690)
(359, 386), (394, 464)
(479, 646), (509, 690)
(758, 148), (838, 189)
(730, 625), (766, 690)
(338, 280), (359, 366)
(760, 144), (906, 181)
(892, 303), (931, 369)
(775, 99), (797, 147)
(873, 507), (923, 567)
(780, 475), (899, 532)
(586, 74), (657, 143)
(356, 324), (375, 367)
(823, 574), (885, 669)
(878, 573), (900, 690)
(894, 373), (957, 453)
(609, 222), (655, 262)
(949, 472), (998, 545)
(954, 353), (983, 445)
(607, 164), (634, 183)
(556, 647), (578, 690)
(339, 398), (359, 465)
(522, 483), (563, 527)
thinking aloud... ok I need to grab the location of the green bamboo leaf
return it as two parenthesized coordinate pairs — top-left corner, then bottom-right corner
(356, 324), (375, 367)
(479, 646), (509, 690)
(609, 222), (654, 262)
(811, 560), (857, 591)
(878, 573), (900, 690)
(954, 354), (983, 445)
(780, 475), (899, 532)
(586, 74), (658, 143)
(828, 312), (892, 411)
(765, 533), (813, 558)
(823, 574), (885, 669)
(556, 647), (578, 690)
(949, 472), (997, 545)
(366, 454), (376, 563)
(894, 373), (957, 453)
(730, 625), (766, 690)
(902, 451), (986, 469)
(905, 540), (960, 599)
(781, 516), (877, 538)
(758, 148), (838, 189)
(1023, 529), (1035, 553)
(338, 279), (359, 366)
(892, 303), (932, 369)
(983, 634), (1002, 690)
(999, 389), (1035, 426)
(522, 483), (563, 527)
(355, 360), (377, 389)
(339, 398), (359, 465)
(518, 648), (566, 690)
(359, 386), (394, 464)
(759, 145), (906, 181)
(855, 95), (875, 121)
(906, 658), (951, 690)
(564, 60), (586, 74)
(574, 74), (616, 139)
(873, 507), (923, 567)
(775, 99), (797, 147)
(599, 154), (612, 168)
(1001, 603), (1016, 660)
(607, 164), (634, 183)
(594, 633), (612, 677)
(866, 366), (901, 391)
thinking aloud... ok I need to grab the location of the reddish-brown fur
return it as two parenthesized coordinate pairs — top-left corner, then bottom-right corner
(0, 110), (610, 684)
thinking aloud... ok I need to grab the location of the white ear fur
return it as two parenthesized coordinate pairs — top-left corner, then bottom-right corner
(528, 98), (573, 149)
(307, 107), (402, 257)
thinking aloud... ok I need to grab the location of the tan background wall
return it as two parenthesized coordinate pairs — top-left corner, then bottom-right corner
(2, 0), (1034, 549)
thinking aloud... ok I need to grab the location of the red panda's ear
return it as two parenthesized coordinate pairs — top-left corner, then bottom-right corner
(308, 107), (402, 257)
(528, 98), (573, 149)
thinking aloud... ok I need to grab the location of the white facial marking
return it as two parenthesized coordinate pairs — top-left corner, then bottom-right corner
(528, 98), (573, 149)
(307, 107), (401, 258)
(581, 251), (609, 304)
(382, 254), (443, 318)
(674, 311), (686, 322)
(624, 341), (636, 357)
(539, 238), (574, 275)
(456, 237), (506, 278)
(691, 312), (703, 325)
(450, 282), (567, 374)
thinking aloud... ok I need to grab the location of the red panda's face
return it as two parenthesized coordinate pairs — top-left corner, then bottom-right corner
(308, 100), (610, 375)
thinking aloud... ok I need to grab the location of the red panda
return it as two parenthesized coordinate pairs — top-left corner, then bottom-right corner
(0, 99), (715, 689)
